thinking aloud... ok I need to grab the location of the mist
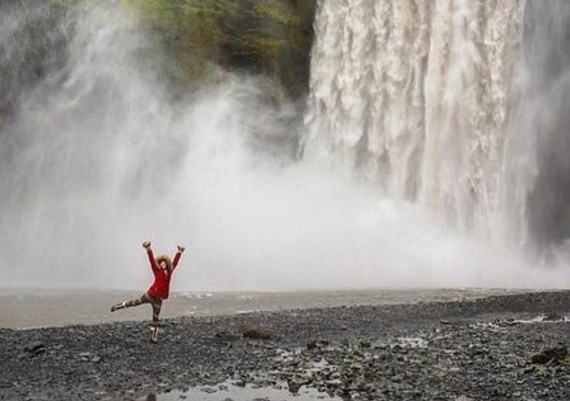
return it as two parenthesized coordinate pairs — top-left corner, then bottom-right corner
(1, 1), (569, 292)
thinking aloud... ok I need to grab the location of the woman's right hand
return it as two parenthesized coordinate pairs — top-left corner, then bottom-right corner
(142, 241), (151, 249)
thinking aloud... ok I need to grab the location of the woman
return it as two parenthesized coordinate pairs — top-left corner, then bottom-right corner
(110, 241), (186, 343)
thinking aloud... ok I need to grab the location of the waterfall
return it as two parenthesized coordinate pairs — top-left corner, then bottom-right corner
(2, 0), (570, 290)
(304, 0), (526, 236)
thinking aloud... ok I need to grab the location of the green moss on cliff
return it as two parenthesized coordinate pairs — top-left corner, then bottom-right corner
(124, 0), (317, 97)
(7, 0), (316, 99)
(253, 1), (301, 26)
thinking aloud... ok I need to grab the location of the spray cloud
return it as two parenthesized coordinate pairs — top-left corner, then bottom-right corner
(0, 1), (568, 291)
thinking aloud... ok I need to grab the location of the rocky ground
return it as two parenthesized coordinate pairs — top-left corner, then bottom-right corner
(2, 291), (570, 401)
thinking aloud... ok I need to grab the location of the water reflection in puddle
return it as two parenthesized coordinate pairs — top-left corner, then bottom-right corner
(142, 382), (342, 401)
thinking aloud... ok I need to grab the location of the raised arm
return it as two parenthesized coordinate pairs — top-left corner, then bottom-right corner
(172, 245), (185, 270)
(143, 241), (159, 272)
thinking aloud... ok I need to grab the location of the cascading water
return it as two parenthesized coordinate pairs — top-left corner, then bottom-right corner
(304, 0), (533, 238)
(0, 0), (569, 291)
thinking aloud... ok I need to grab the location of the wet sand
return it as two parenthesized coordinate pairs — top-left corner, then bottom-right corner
(0, 288), (532, 329)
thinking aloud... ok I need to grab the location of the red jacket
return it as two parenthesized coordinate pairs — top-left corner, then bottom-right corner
(146, 249), (182, 300)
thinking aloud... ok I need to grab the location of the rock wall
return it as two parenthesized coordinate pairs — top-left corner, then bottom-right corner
(125, 0), (317, 97)
(0, 0), (317, 117)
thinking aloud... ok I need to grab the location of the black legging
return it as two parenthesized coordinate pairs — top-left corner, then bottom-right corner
(125, 293), (162, 324)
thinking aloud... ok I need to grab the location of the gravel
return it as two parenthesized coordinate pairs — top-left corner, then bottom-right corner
(2, 290), (570, 400)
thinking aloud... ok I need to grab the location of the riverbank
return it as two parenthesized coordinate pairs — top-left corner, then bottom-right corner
(0, 288), (531, 329)
(2, 291), (570, 400)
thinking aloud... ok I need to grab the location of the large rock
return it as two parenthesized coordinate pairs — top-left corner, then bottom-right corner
(531, 345), (569, 365)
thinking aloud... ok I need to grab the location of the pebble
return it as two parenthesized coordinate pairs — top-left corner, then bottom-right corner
(2, 291), (570, 400)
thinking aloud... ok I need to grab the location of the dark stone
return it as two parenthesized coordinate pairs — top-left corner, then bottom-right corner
(238, 325), (271, 340)
(23, 341), (44, 353)
(543, 313), (564, 321)
(531, 346), (568, 365)
(287, 378), (303, 394)
(306, 339), (329, 350)
(214, 331), (240, 342)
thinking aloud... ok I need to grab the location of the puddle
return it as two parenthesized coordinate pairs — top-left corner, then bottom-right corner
(141, 382), (342, 401)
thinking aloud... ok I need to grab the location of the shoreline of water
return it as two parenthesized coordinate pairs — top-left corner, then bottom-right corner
(0, 287), (544, 329)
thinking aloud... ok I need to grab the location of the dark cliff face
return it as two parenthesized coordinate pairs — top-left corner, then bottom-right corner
(522, 1), (570, 250)
(0, 0), (317, 117)
(127, 0), (318, 98)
